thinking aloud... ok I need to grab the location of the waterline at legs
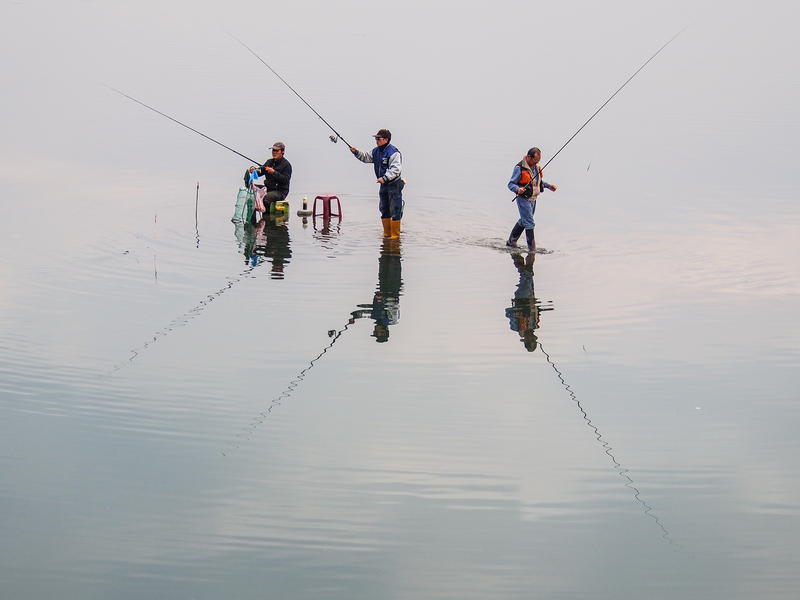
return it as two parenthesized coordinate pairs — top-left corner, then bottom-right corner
(507, 222), (524, 247)
(525, 228), (536, 252)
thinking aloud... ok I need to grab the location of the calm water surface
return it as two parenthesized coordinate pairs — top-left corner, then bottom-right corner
(1, 1), (799, 599)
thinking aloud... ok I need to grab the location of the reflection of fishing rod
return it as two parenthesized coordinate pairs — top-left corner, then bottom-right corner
(107, 262), (258, 374)
(223, 237), (397, 454)
(102, 83), (262, 164)
(541, 25), (692, 172)
(222, 321), (353, 456)
(109, 215), (295, 374)
(538, 342), (680, 550)
(226, 32), (352, 148)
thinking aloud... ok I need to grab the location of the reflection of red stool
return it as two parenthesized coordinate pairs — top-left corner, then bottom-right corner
(312, 195), (342, 220)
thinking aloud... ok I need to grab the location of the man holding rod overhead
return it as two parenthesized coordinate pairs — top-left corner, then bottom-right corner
(507, 147), (557, 252)
(350, 129), (404, 238)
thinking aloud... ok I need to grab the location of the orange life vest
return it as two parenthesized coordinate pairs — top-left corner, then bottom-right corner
(517, 162), (542, 186)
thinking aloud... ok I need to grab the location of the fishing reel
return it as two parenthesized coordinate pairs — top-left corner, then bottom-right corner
(520, 183), (534, 199)
(329, 134), (339, 143)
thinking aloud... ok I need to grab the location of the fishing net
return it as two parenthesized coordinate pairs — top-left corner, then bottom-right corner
(232, 186), (255, 223)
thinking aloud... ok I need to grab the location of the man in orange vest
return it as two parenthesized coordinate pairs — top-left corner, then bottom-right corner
(506, 147), (557, 252)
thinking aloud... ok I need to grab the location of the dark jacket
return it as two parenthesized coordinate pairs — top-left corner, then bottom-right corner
(258, 157), (292, 195)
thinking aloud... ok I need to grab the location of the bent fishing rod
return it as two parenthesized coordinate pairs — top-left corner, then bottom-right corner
(541, 24), (693, 172)
(226, 32), (353, 148)
(102, 83), (262, 165)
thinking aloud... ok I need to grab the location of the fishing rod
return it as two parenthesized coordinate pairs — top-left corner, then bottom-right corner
(102, 83), (262, 165)
(541, 24), (692, 172)
(226, 32), (353, 148)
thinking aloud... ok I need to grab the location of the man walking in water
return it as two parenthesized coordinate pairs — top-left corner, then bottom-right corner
(350, 129), (404, 238)
(507, 147), (556, 252)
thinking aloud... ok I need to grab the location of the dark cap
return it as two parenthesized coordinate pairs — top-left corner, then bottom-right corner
(372, 129), (392, 141)
(271, 142), (285, 151)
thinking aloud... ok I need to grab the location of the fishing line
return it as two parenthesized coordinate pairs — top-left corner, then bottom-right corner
(102, 83), (262, 164)
(541, 24), (694, 172)
(226, 32), (353, 148)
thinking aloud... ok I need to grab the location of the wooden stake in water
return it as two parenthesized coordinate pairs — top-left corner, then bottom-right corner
(154, 210), (158, 283)
(195, 182), (200, 249)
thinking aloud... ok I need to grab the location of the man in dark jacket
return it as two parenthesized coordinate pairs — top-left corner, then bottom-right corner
(246, 142), (293, 208)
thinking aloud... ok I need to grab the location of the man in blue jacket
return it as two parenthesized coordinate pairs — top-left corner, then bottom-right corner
(506, 147), (557, 252)
(350, 129), (404, 238)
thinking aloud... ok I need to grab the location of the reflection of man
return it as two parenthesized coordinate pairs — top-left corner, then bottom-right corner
(505, 253), (553, 352)
(241, 214), (292, 279)
(350, 239), (403, 342)
(246, 142), (292, 219)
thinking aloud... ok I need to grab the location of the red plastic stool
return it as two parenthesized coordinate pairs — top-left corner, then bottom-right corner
(312, 195), (342, 220)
